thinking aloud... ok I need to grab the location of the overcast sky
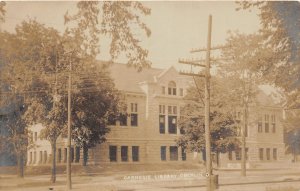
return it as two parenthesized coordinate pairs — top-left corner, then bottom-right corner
(1, 1), (261, 69)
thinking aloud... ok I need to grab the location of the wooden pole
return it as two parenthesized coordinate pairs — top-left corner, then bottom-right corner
(67, 58), (72, 190)
(205, 14), (212, 191)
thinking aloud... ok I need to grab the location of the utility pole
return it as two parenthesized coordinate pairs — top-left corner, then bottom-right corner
(179, 15), (230, 191)
(204, 16), (212, 186)
(67, 56), (72, 190)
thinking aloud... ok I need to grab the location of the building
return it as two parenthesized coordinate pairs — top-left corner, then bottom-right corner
(26, 63), (286, 168)
(218, 90), (286, 168)
(27, 63), (197, 166)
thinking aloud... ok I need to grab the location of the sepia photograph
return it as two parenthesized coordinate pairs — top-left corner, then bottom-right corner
(0, 1), (300, 191)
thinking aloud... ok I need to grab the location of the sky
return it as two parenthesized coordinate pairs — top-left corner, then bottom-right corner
(1, 1), (261, 70)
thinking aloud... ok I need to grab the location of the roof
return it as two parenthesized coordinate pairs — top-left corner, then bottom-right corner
(107, 63), (164, 93)
(256, 90), (282, 108)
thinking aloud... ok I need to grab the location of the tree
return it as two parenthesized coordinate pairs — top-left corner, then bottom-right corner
(0, 19), (68, 182)
(236, 1), (300, 107)
(218, 32), (272, 176)
(7, 104), (28, 178)
(1, 0), (152, 182)
(176, 76), (240, 166)
(0, 98), (30, 178)
(62, 1), (152, 164)
(0, 1), (5, 23)
(64, 1), (151, 70)
(282, 110), (300, 162)
(71, 63), (125, 166)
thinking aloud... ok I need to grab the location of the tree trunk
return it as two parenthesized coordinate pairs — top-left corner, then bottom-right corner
(51, 140), (57, 183)
(82, 143), (88, 166)
(17, 153), (24, 178)
(241, 102), (247, 177)
(216, 151), (220, 167)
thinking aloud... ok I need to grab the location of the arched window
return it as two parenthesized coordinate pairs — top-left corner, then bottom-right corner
(168, 81), (176, 95)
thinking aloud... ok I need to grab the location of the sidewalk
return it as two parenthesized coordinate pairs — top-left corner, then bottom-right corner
(2, 166), (300, 191)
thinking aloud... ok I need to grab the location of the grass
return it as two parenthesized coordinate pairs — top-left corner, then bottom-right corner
(0, 163), (203, 176)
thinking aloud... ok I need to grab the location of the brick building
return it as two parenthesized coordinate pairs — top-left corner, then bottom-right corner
(26, 63), (285, 168)
(27, 63), (197, 166)
(218, 91), (285, 168)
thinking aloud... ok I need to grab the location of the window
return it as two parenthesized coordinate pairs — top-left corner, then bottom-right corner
(75, 147), (80, 163)
(265, 114), (269, 133)
(132, 146), (139, 162)
(168, 106), (177, 134)
(271, 115), (276, 133)
(34, 132), (37, 141)
(179, 88), (183, 96)
(39, 151), (43, 163)
(266, 148), (270, 160)
(29, 152), (32, 164)
(109, 146), (117, 162)
(258, 115), (263, 133)
(108, 114), (117, 126)
(235, 148), (241, 160)
(121, 146), (128, 162)
(162, 86), (166, 94)
(71, 147), (74, 163)
(119, 114), (127, 126)
(44, 151), (47, 164)
(33, 151), (36, 163)
(31, 132), (34, 142)
(273, 148), (277, 160)
(159, 115), (165, 134)
(181, 148), (186, 161)
(259, 148), (264, 160)
(159, 105), (165, 114)
(170, 146), (178, 161)
(57, 148), (62, 163)
(130, 103), (138, 126)
(161, 146), (166, 161)
(64, 148), (67, 163)
(159, 105), (166, 134)
(168, 81), (177, 95)
(228, 151), (233, 161)
(168, 116), (177, 134)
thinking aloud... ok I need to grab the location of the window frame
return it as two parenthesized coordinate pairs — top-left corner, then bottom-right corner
(235, 148), (241, 160)
(109, 145), (117, 162)
(161, 146), (167, 161)
(168, 106), (177, 134)
(258, 115), (263, 133)
(167, 81), (177, 96)
(121, 146), (128, 162)
(119, 113), (128, 126)
(181, 148), (186, 161)
(259, 148), (264, 161)
(273, 148), (277, 160)
(266, 148), (271, 160)
(170, 146), (178, 161)
(132, 146), (139, 162)
(265, 114), (269, 133)
(271, 114), (276, 133)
